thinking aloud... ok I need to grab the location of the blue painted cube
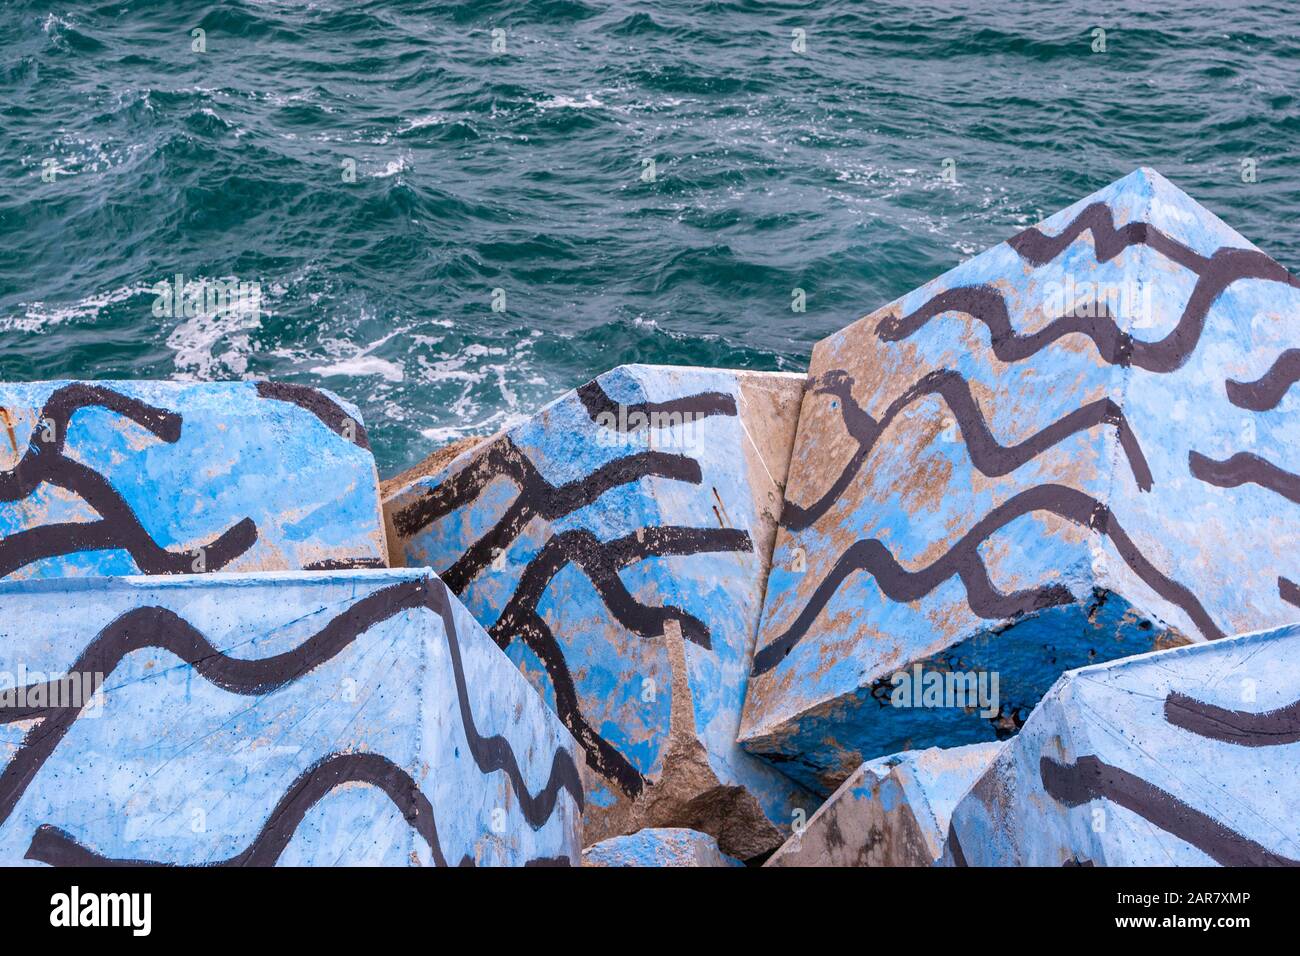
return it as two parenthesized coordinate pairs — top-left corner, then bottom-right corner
(383, 365), (816, 859)
(766, 741), (1000, 867)
(941, 623), (1300, 866)
(0, 568), (583, 866)
(582, 827), (741, 867)
(741, 168), (1300, 794)
(0, 380), (387, 579)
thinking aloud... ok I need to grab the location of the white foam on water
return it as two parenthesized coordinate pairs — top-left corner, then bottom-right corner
(2, 283), (156, 333)
(310, 354), (405, 382)
(537, 93), (604, 110)
(398, 113), (447, 132)
(163, 276), (264, 380)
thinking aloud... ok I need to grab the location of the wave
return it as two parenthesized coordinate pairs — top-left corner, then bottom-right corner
(6, 0), (1298, 479)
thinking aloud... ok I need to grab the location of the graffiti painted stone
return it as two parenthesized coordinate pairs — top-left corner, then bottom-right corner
(766, 741), (999, 867)
(741, 168), (1300, 794)
(941, 624), (1300, 866)
(0, 568), (582, 866)
(383, 364), (815, 859)
(0, 380), (387, 580)
(583, 827), (741, 867)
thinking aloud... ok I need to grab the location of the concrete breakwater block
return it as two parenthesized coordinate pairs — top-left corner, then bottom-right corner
(741, 168), (1300, 794)
(383, 364), (815, 859)
(583, 827), (741, 867)
(766, 741), (1000, 867)
(0, 380), (388, 580)
(941, 624), (1300, 866)
(0, 568), (583, 866)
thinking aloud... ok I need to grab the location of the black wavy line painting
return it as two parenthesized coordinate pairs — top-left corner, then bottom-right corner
(1039, 754), (1298, 867)
(26, 752), (572, 868)
(28, 753), (450, 866)
(576, 379), (738, 427)
(0, 383), (258, 578)
(255, 380), (371, 450)
(389, 382), (754, 799)
(1189, 449), (1300, 504)
(781, 367), (1154, 533)
(755, 483), (1222, 676)
(1165, 690), (1300, 747)
(489, 525), (752, 797)
(424, 439), (703, 595)
(876, 202), (1299, 372)
(1226, 349), (1300, 411)
(1007, 654), (1300, 866)
(760, 201), (1255, 679)
(0, 575), (583, 864)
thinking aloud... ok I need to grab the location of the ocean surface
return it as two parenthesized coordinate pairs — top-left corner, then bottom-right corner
(2, 1), (1298, 474)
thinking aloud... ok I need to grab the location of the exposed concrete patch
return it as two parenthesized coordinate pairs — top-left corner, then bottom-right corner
(736, 371), (807, 609)
(380, 435), (487, 499)
(583, 620), (785, 860)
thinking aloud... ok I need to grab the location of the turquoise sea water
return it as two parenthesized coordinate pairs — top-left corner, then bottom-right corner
(2, 1), (1297, 473)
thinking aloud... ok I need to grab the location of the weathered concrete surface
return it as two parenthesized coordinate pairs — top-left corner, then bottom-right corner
(0, 380), (387, 579)
(742, 168), (1300, 794)
(941, 624), (1300, 866)
(0, 568), (582, 866)
(380, 435), (485, 502)
(583, 827), (741, 867)
(383, 364), (815, 859)
(766, 741), (1000, 867)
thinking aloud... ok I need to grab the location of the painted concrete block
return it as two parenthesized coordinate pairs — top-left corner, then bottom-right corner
(0, 380), (387, 579)
(383, 364), (815, 859)
(583, 827), (741, 867)
(0, 568), (583, 866)
(766, 741), (999, 867)
(741, 168), (1300, 794)
(941, 624), (1300, 866)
